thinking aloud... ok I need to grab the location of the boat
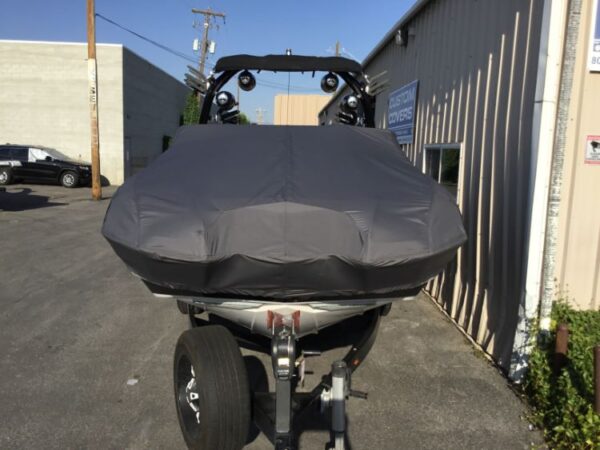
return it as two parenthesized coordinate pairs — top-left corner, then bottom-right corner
(102, 54), (466, 450)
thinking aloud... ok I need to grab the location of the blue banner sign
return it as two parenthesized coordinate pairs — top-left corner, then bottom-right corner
(388, 80), (419, 144)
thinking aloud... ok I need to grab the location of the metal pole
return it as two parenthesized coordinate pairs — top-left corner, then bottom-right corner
(199, 14), (210, 76)
(255, 108), (266, 125)
(331, 361), (347, 450)
(87, 0), (102, 200)
(554, 323), (569, 374)
(191, 8), (226, 77)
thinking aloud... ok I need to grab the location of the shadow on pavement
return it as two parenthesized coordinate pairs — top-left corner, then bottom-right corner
(0, 187), (67, 211)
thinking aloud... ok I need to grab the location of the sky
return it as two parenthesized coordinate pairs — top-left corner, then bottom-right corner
(1, 0), (414, 124)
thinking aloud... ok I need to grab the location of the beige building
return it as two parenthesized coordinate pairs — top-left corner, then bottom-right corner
(274, 94), (330, 125)
(320, 0), (599, 379)
(554, 0), (600, 313)
(0, 40), (188, 185)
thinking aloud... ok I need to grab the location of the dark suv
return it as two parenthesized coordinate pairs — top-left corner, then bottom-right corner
(0, 145), (91, 188)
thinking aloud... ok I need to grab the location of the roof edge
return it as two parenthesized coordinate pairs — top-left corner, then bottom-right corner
(0, 39), (122, 48)
(361, 0), (431, 69)
(0, 40), (186, 89)
(319, 0), (431, 116)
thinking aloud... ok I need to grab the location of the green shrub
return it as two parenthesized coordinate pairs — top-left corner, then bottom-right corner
(525, 301), (600, 448)
(182, 92), (200, 125)
(238, 112), (250, 125)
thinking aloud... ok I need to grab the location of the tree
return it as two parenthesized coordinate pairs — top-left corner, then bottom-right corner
(238, 112), (250, 125)
(182, 92), (200, 125)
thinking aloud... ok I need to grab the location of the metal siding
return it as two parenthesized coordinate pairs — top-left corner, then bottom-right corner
(321, 0), (544, 369)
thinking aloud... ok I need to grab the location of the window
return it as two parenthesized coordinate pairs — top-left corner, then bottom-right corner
(0, 147), (10, 160)
(9, 147), (28, 161)
(424, 145), (460, 197)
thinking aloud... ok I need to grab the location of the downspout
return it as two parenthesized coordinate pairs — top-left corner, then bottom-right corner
(509, 0), (569, 381)
(540, 0), (581, 331)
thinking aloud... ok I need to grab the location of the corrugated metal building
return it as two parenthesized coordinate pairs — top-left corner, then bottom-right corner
(274, 94), (331, 125)
(320, 0), (600, 377)
(0, 40), (189, 185)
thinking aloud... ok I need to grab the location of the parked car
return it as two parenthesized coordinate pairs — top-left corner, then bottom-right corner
(0, 145), (91, 188)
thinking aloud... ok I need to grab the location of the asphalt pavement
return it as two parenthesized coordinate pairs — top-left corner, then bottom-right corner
(0, 184), (544, 449)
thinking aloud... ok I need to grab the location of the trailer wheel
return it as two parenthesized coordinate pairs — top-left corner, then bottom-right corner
(174, 325), (250, 450)
(244, 355), (269, 444)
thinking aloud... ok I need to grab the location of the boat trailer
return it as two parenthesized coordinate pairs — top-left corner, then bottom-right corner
(178, 301), (385, 450)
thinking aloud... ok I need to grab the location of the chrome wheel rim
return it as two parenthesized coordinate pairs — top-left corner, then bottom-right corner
(63, 173), (75, 186)
(176, 354), (202, 438)
(0, 171), (7, 183)
(185, 366), (201, 424)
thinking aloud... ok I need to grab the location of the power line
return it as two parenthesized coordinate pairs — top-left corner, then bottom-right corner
(96, 13), (198, 64)
(95, 13), (326, 93)
(255, 78), (321, 92)
(257, 82), (321, 93)
(178, 0), (194, 10)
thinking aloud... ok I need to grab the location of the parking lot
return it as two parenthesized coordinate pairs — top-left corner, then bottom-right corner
(0, 185), (543, 449)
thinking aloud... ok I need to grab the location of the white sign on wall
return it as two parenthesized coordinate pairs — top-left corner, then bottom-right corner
(589, 0), (600, 71)
(585, 135), (600, 165)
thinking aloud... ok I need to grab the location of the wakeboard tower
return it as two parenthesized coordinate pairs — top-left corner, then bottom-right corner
(102, 53), (466, 450)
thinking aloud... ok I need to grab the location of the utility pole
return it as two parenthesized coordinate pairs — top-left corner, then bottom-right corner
(255, 108), (266, 125)
(335, 40), (341, 56)
(87, 0), (102, 200)
(192, 8), (226, 77)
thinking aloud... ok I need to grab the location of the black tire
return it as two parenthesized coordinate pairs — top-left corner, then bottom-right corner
(244, 355), (269, 444)
(0, 167), (12, 186)
(174, 325), (250, 450)
(60, 170), (79, 188)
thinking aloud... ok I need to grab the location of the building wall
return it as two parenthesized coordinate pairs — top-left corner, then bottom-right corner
(320, 0), (545, 369)
(122, 48), (188, 176)
(274, 94), (331, 125)
(0, 41), (124, 184)
(555, 0), (600, 310)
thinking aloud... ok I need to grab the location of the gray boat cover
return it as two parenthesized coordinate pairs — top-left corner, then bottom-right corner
(102, 125), (466, 300)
